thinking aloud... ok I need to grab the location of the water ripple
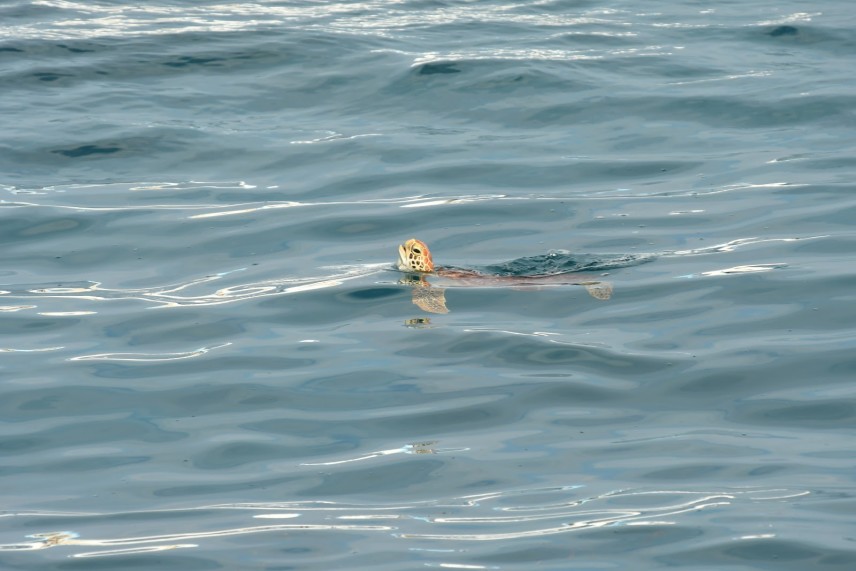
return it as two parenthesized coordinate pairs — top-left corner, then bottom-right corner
(0, 487), (809, 558)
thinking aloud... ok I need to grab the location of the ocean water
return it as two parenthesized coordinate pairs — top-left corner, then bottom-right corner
(2, 1), (856, 569)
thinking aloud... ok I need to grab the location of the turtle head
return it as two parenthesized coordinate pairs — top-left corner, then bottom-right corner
(397, 238), (434, 273)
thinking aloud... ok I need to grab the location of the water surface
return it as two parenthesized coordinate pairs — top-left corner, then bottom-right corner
(2, 1), (855, 569)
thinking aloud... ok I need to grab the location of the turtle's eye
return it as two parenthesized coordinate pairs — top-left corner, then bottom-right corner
(413, 247), (421, 254)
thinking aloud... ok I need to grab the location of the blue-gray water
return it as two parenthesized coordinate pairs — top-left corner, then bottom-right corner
(2, 1), (855, 569)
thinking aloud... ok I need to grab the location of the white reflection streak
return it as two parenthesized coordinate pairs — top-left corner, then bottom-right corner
(74, 544), (197, 558)
(142, 269), (373, 307)
(747, 490), (809, 501)
(4, 181), (255, 192)
(189, 202), (302, 219)
(701, 263), (786, 276)
(129, 181), (257, 191)
(436, 493), (734, 524)
(300, 442), (459, 466)
(290, 131), (382, 145)
(671, 235), (828, 256)
(70, 342), (231, 362)
(3, 199), (229, 214)
(0, 305), (37, 312)
(401, 501), (728, 540)
(668, 209), (705, 215)
(38, 311), (97, 316)
(757, 12), (820, 26)
(190, 194), (508, 219)
(464, 328), (563, 339)
(13, 264), (389, 309)
(463, 328), (603, 349)
(689, 181), (806, 196)
(400, 195), (507, 208)
(0, 346), (64, 353)
(300, 446), (414, 466)
(13, 522), (391, 555)
(411, 46), (669, 65)
(336, 515), (401, 520)
(737, 533), (776, 540)
(665, 70), (772, 86)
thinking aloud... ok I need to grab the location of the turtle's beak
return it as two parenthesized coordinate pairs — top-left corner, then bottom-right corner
(397, 244), (409, 271)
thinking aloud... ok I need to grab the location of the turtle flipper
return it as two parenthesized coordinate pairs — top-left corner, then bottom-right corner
(581, 281), (613, 300)
(400, 275), (449, 314)
(412, 283), (449, 314)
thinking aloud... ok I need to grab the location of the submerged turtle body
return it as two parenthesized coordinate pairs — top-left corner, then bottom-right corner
(396, 238), (612, 314)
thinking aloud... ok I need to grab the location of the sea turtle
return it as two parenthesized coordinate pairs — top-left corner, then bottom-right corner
(396, 238), (613, 314)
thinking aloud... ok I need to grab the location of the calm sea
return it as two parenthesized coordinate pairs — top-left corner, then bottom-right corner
(2, 1), (855, 569)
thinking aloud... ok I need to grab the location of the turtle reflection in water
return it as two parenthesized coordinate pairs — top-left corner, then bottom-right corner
(397, 238), (618, 314)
